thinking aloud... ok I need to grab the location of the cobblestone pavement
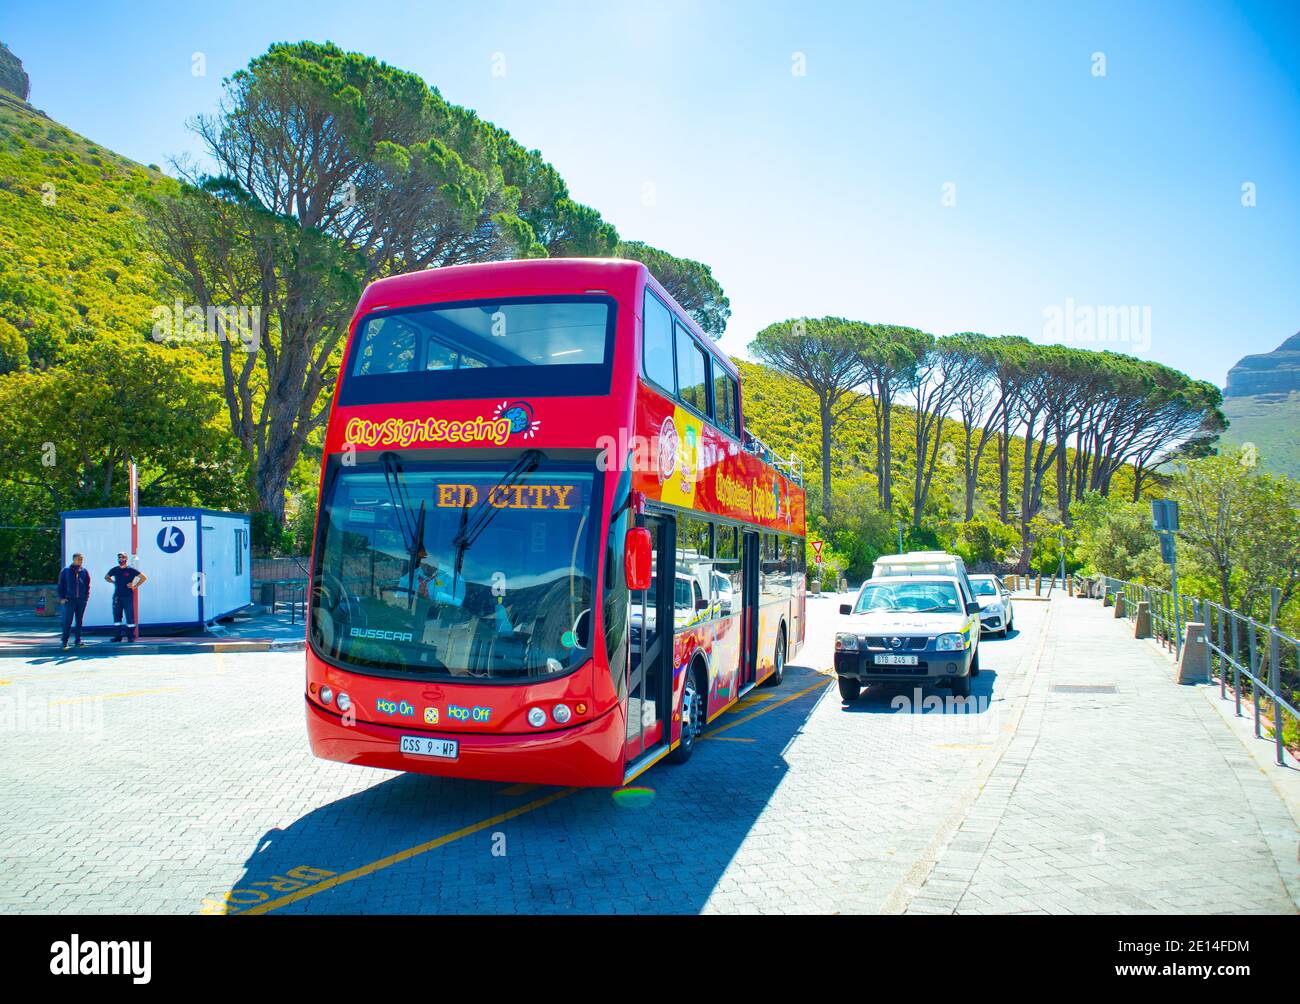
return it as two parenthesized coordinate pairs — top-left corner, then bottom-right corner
(0, 591), (1294, 914)
(903, 596), (1300, 915)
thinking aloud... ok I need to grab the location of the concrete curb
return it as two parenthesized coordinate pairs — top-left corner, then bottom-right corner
(0, 638), (305, 657)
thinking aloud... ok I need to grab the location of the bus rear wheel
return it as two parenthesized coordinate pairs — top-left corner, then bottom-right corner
(764, 628), (787, 688)
(668, 664), (705, 764)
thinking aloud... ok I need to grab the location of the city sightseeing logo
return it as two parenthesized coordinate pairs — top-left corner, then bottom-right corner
(343, 401), (540, 449)
(494, 400), (541, 440)
(657, 416), (679, 485)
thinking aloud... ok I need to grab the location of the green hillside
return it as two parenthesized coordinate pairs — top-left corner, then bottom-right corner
(1220, 392), (1300, 480)
(0, 88), (172, 370)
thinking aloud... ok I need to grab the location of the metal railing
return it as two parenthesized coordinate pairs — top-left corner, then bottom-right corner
(741, 431), (803, 486)
(1101, 575), (1298, 766)
(263, 579), (308, 625)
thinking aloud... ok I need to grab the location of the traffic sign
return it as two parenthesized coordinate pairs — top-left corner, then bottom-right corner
(1151, 499), (1179, 533)
(812, 539), (824, 565)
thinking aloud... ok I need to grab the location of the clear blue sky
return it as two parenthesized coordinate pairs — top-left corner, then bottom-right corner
(4, 0), (1297, 386)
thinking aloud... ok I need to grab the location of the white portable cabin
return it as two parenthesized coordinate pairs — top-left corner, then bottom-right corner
(60, 507), (252, 632)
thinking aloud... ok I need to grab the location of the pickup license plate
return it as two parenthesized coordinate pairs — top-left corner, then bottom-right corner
(874, 654), (919, 666)
(400, 735), (459, 759)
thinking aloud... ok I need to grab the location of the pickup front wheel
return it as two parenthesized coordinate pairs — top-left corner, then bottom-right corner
(837, 677), (861, 702)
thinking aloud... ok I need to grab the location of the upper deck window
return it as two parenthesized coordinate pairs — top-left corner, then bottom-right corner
(642, 290), (676, 392)
(340, 295), (616, 405)
(675, 323), (710, 416)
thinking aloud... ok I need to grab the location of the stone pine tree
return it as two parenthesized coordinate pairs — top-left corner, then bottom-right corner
(615, 241), (731, 336)
(749, 318), (870, 519)
(146, 42), (622, 529)
(859, 324), (929, 513)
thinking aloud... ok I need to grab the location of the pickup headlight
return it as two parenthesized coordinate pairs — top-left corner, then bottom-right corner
(834, 632), (859, 652)
(935, 633), (965, 651)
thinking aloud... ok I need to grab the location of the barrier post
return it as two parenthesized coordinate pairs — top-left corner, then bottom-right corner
(1134, 601), (1152, 639)
(1176, 622), (1209, 684)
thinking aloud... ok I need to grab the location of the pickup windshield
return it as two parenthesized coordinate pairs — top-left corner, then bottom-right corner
(310, 457), (597, 680)
(853, 581), (962, 614)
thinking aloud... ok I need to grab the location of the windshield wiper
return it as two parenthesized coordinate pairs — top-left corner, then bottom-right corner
(380, 451), (428, 611)
(449, 449), (544, 600)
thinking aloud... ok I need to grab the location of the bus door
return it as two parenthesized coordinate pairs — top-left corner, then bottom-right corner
(739, 530), (760, 692)
(625, 514), (673, 767)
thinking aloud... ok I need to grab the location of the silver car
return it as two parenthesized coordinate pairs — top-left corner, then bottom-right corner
(969, 574), (1014, 636)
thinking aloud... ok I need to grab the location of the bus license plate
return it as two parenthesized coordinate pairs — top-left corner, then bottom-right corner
(875, 654), (918, 666)
(400, 736), (459, 759)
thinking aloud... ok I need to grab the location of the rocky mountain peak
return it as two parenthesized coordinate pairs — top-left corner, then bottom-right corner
(1225, 331), (1300, 398)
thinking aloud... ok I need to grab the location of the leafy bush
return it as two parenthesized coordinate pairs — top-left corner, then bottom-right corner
(949, 513), (1020, 569)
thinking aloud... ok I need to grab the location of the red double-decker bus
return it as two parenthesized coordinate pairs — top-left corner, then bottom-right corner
(305, 258), (806, 787)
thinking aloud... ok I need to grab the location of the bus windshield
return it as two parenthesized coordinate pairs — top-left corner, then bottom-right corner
(352, 298), (612, 375)
(310, 457), (597, 680)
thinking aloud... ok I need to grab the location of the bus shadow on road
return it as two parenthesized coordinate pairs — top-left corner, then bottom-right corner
(209, 665), (830, 915)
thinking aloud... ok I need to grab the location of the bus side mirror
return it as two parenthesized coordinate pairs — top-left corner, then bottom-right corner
(839, 603), (852, 615)
(625, 527), (652, 591)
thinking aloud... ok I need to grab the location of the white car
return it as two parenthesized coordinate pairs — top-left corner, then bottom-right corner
(834, 576), (983, 700)
(969, 574), (1014, 636)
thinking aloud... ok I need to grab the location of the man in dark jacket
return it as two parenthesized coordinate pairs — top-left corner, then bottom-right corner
(58, 552), (91, 650)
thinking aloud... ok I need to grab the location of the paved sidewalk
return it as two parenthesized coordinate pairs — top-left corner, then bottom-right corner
(904, 593), (1300, 914)
(0, 607), (305, 655)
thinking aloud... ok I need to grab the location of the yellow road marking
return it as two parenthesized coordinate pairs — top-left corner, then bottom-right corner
(236, 670), (832, 916)
(710, 736), (756, 743)
(499, 783), (539, 796)
(51, 687), (181, 706)
(704, 678), (830, 739)
(240, 787), (579, 916)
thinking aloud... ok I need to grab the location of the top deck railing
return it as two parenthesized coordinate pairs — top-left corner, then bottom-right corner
(1099, 574), (1298, 767)
(742, 430), (803, 486)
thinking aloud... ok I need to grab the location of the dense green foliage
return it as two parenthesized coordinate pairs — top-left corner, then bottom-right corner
(0, 45), (738, 582)
(0, 91), (171, 369)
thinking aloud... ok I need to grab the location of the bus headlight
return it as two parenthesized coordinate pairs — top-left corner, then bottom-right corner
(320, 686), (334, 705)
(336, 692), (351, 713)
(935, 633), (965, 652)
(552, 704), (572, 724)
(527, 707), (547, 728)
(834, 632), (858, 652)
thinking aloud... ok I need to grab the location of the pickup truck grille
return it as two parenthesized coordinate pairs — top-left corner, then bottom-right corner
(863, 636), (929, 651)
